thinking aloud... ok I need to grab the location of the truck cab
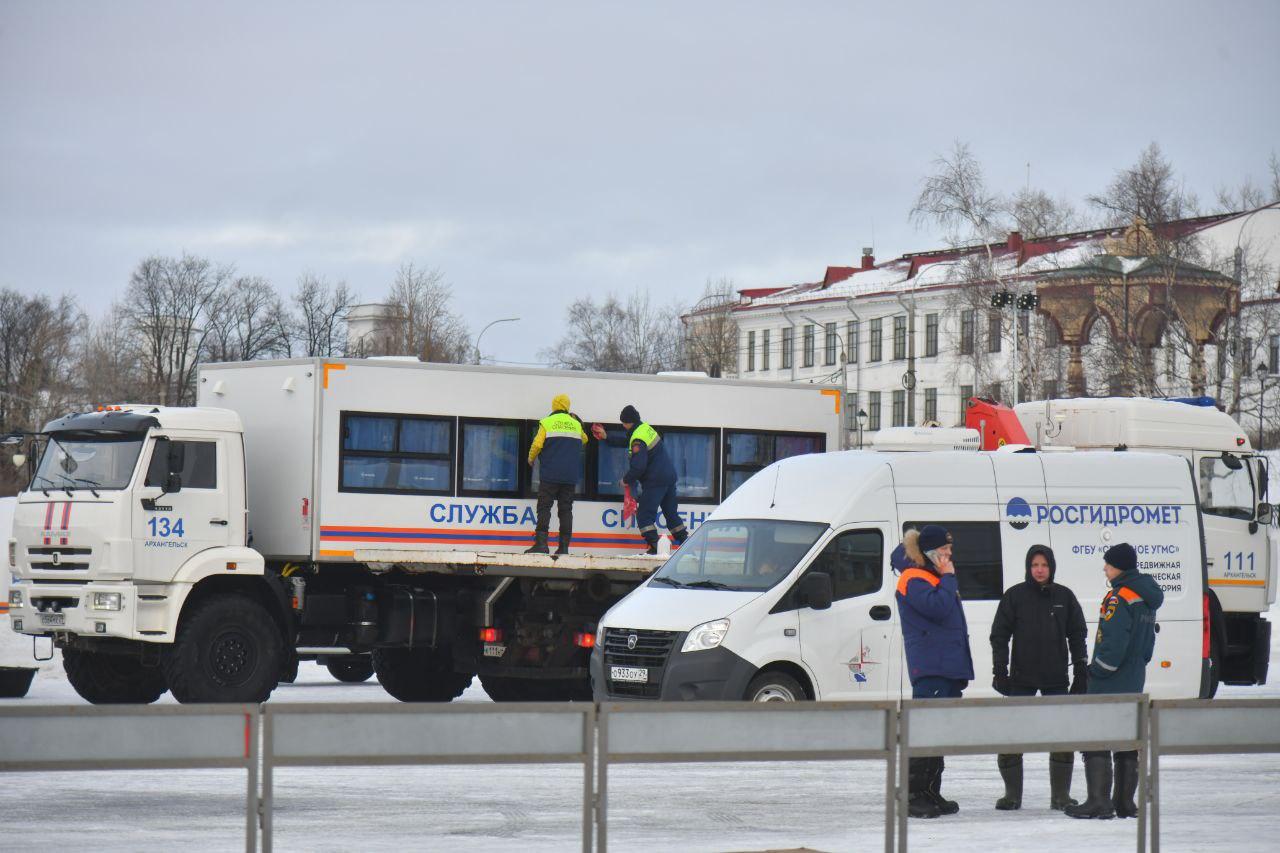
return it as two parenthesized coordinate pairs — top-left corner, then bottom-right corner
(8, 406), (280, 704)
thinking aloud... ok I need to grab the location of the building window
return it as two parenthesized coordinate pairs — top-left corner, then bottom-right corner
(340, 412), (453, 495)
(844, 391), (858, 430)
(892, 390), (906, 427)
(960, 310), (975, 355)
(870, 318), (883, 362)
(723, 430), (826, 496)
(762, 329), (771, 371)
(868, 391), (881, 431)
(1018, 312), (1030, 342)
(988, 311), (1002, 353)
(924, 388), (937, 423)
(925, 314), (938, 357)
(824, 322), (837, 365)
(988, 382), (1003, 403)
(1045, 318), (1059, 349)
(960, 384), (974, 407)
(802, 324), (815, 368)
(781, 327), (793, 369)
(1043, 380), (1058, 400)
(746, 331), (755, 372)
(846, 320), (858, 364)
(893, 315), (907, 361)
(1270, 334), (1279, 375)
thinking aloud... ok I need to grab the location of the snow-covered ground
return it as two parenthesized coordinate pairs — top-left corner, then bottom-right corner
(2, 493), (1278, 851)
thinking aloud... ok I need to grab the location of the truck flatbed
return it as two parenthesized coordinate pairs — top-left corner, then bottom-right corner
(355, 549), (668, 580)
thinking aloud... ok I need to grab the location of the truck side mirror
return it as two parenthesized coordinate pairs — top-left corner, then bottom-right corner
(1221, 452), (1243, 471)
(799, 572), (834, 611)
(1257, 502), (1273, 526)
(165, 472), (183, 494)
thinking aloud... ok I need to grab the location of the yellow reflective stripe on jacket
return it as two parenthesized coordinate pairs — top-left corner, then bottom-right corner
(628, 422), (660, 454)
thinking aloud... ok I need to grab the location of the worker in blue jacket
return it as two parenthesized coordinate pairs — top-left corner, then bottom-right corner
(894, 525), (974, 819)
(592, 405), (687, 555)
(1065, 542), (1163, 821)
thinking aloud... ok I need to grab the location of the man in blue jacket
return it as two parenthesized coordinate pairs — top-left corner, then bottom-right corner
(895, 525), (974, 819)
(593, 405), (687, 555)
(1065, 542), (1163, 820)
(525, 394), (588, 555)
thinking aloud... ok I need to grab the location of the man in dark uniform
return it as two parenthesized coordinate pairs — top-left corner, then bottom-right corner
(592, 405), (687, 555)
(525, 394), (588, 555)
(1065, 542), (1163, 820)
(990, 544), (1089, 811)
(894, 525), (974, 819)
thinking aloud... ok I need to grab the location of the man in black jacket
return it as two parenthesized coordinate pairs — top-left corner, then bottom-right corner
(989, 544), (1088, 811)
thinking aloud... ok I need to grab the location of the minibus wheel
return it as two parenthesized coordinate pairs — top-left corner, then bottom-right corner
(745, 671), (807, 702)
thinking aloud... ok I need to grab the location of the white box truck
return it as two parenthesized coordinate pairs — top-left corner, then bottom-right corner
(1014, 397), (1274, 690)
(6, 359), (840, 704)
(591, 448), (1209, 702)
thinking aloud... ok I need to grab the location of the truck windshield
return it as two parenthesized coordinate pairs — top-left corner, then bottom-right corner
(31, 434), (144, 492)
(651, 519), (828, 592)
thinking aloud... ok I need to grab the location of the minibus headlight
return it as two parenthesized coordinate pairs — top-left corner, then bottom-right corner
(8, 589), (21, 606)
(681, 618), (730, 653)
(91, 592), (122, 612)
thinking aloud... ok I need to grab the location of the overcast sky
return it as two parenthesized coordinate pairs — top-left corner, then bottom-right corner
(2, 1), (1278, 364)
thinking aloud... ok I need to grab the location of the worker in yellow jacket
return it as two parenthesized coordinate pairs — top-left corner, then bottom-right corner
(526, 394), (588, 554)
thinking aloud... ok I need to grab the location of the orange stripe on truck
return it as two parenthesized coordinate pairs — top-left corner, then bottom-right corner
(1208, 578), (1266, 587)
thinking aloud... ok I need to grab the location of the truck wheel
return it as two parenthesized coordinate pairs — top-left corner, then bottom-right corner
(744, 671), (807, 702)
(373, 647), (473, 702)
(163, 594), (284, 703)
(63, 649), (168, 705)
(327, 657), (375, 683)
(478, 674), (530, 702)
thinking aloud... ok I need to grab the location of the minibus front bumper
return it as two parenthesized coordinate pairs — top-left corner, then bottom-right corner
(591, 638), (757, 702)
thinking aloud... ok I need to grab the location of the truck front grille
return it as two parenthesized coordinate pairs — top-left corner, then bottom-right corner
(27, 547), (92, 572)
(603, 628), (676, 699)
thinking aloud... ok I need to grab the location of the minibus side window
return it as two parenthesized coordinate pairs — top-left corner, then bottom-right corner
(662, 428), (718, 503)
(810, 530), (884, 601)
(901, 521), (1004, 600)
(458, 419), (521, 496)
(724, 430), (826, 497)
(340, 412), (454, 495)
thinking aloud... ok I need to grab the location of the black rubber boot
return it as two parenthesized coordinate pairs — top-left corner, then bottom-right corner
(1064, 753), (1115, 819)
(907, 758), (942, 819)
(925, 757), (959, 815)
(1112, 751), (1139, 818)
(1049, 752), (1078, 810)
(995, 754), (1022, 810)
(524, 533), (549, 555)
(640, 530), (659, 556)
(554, 525), (572, 555)
(670, 526), (688, 549)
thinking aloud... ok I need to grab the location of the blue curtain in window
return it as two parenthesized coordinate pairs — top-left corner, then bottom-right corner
(667, 433), (714, 499)
(726, 433), (771, 467)
(462, 423), (519, 493)
(397, 459), (450, 491)
(400, 419), (450, 454)
(345, 417), (396, 451)
(776, 435), (821, 460)
(596, 431), (629, 496)
(343, 457), (392, 489)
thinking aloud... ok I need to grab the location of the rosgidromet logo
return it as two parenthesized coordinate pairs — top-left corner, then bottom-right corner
(1006, 497), (1032, 530)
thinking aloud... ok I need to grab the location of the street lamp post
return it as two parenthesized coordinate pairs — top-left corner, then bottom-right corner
(856, 409), (868, 449)
(474, 317), (520, 365)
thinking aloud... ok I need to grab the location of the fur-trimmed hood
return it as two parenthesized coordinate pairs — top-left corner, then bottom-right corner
(902, 528), (937, 573)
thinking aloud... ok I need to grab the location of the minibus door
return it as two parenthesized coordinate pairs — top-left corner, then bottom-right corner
(795, 525), (899, 700)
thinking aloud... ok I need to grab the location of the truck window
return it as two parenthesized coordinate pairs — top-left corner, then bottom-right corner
(901, 521), (1004, 600)
(651, 519), (827, 592)
(723, 431), (826, 496)
(145, 440), (217, 490)
(458, 420), (521, 496)
(663, 428), (718, 503)
(1200, 457), (1255, 520)
(340, 412), (453, 495)
(809, 530), (884, 601)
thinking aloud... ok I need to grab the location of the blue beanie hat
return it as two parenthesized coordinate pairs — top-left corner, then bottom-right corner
(919, 525), (952, 553)
(1104, 543), (1137, 574)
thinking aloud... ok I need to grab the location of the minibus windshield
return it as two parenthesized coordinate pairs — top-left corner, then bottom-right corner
(30, 434), (144, 492)
(651, 519), (828, 592)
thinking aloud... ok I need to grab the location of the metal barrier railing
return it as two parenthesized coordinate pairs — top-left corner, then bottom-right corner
(897, 694), (1148, 853)
(0, 703), (259, 853)
(597, 700), (897, 853)
(1148, 698), (1280, 853)
(3, 696), (1279, 852)
(260, 701), (595, 853)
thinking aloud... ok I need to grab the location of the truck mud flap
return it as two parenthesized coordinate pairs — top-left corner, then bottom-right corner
(377, 587), (439, 648)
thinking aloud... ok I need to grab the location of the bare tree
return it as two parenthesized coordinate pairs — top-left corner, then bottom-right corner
(203, 275), (290, 363)
(77, 302), (151, 407)
(1087, 142), (1200, 233)
(1007, 187), (1082, 238)
(290, 272), (356, 358)
(541, 290), (684, 374)
(122, 253), (231, 406)
(682, 277), (739, 377)
(380, 263), (473, 363)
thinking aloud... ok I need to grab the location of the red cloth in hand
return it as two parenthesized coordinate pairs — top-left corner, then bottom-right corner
(622, 484), (638, 523)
